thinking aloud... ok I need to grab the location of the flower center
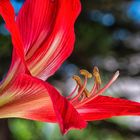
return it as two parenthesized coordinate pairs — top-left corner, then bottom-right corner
(66, 66), (119, 108)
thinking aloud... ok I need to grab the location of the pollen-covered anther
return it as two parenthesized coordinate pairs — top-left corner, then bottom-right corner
(93, 66), (102, 89)
(80, 69), (92, 78)
(72, 75), (82, 85)
(72, 75), (90, 97)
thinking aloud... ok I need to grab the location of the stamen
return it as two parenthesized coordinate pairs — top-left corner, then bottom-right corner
(72, 75), (82, 85)
(80, 69), (92, 78)
(70, 76), (88, 103)
(89, 71), (119, 100)
(73, 75), (90, 97)
(83, 88), (90, 97)
(80, 69), (92, 97)
(68, 67), (119, 108)
(89, 83), (97, 97)
(75, 71), (119, 108)
(83, 67), (100, 98)
(80, 93), (86, 102)
(66, 85), (79, 99)
(93, 66), (102, 89)
(85, 67), (102, 98)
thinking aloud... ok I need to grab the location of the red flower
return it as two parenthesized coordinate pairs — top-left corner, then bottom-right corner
(0, 0), (140, 135)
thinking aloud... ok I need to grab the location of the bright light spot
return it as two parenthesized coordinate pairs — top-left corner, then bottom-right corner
(101, 14), (115, 26)
(127, 1), (140, 23)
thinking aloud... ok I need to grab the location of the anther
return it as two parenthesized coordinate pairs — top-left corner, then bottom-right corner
(80, 69), (92, 78)
(72, 75), (82, 85)
(72, 75), (90, 97)
(93, 66), (102, 88)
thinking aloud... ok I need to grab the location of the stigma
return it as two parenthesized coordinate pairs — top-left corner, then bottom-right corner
(67, 66), (119, 108)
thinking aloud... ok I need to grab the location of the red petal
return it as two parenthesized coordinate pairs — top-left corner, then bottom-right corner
(0, 0), (24, 59)
(0, 74), (86, 134)
(45, 82), (87, 134)
(77, 96), (140, 121)
(0, 0), (29, 89)
(16, 0), (81, 80)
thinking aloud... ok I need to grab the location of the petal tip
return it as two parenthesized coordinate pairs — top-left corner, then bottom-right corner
(61, 121), (87, 135)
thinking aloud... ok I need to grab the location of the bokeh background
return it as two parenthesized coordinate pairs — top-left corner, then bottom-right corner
(0, 0), (140, 140)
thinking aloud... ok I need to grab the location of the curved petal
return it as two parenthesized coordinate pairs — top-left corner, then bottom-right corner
(0, 74), (86, 134)
(77, 96), (140, 121)
(16, 0), (81, 80)
(0, 74), (55, 122)
(0, 0), (29, 90)
(0, 0), (24, 57)
(45, 82), (87, 134)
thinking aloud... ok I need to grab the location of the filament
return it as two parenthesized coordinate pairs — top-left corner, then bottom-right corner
(75, 71), (119, 108)
(66, 67), (119, 109)
(66, 85), (78, 99)
(70, 76), (88, 103)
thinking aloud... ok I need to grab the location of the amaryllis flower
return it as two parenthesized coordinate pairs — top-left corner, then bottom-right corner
(0, 0), (140, 135)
